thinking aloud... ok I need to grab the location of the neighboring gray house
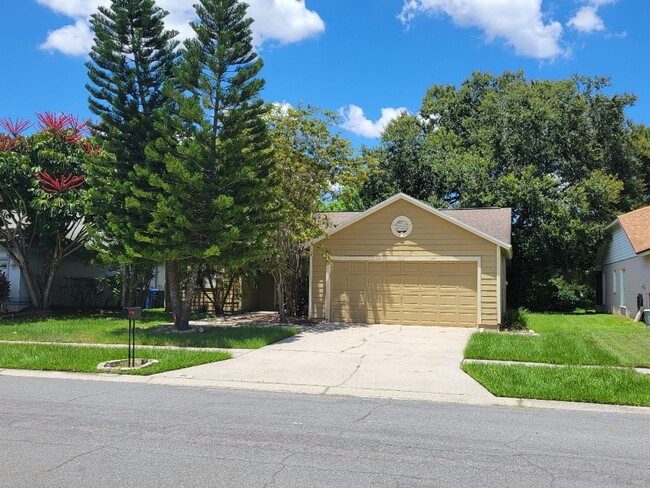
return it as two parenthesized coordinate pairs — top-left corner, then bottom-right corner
(0, 250), (31, 311)
(596, 206), (650, 318)
(0, 249), (122, 312)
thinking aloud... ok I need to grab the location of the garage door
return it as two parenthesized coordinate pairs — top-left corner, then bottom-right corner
(330, 261), (477, 326)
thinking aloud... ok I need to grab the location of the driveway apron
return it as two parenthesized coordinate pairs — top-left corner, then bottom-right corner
(156, 323), (495, 403)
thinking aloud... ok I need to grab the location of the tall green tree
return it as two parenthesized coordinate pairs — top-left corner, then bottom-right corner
(362, 71), (644, 309)
(265, 104), (368, 321)
(0, 113), (95, 310)
(141, 0), (279, 329)
(84, 0), (179, 306)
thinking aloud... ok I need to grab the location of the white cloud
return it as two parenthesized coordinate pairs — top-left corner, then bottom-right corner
(247, 0), (325, 45)
(37, 0), (324, 57)
(339, 105), (407, 139)
(36, 0), (105, 18)
(398, 0), (565, 59)
(567, 1), (616, 33)
(271, 101), (293, 115)
(40, 19), (95, 56)
(567, 6), (604, 32)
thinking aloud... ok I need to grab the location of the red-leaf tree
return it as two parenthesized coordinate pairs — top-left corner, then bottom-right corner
(0, 113), (99, 310)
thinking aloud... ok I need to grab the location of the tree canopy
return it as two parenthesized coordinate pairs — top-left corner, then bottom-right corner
(85, 0), (180, 306)
(265, 104), (368, 321)
(361, 71), (647, 310)
(85, 1), (178, 246)
(140, 0), (279, 328)
(0, 113), (97, 309)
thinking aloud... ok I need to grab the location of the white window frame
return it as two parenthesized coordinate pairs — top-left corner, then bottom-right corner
(612, 270), (617, 293)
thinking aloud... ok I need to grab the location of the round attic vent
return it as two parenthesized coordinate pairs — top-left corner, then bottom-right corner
(391, 216), (413, 238)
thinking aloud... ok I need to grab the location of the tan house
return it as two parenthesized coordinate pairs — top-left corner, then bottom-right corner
(309, 193), (512, 328)
(596, 206), (650, 317)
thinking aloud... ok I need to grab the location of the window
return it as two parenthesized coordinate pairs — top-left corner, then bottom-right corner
(619, 269), (625, 308)
(0, 257), (7, 272)
(612, 270), (617, 293)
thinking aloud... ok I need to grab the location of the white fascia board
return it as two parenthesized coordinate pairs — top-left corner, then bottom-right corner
(604, 218), (620, 231)
(312, 193), (513, 256)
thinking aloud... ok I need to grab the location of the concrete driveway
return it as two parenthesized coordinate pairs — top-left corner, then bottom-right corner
(157, 323), (495, 403)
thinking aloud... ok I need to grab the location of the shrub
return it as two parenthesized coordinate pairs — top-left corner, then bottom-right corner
(0, 271), (10, 313)
(526, 276), (591, 312)
(61, 276), (120, 309)
(501, 307), (529, 330)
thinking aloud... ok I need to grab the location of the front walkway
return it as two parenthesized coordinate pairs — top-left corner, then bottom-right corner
(155, 322), (495, 403)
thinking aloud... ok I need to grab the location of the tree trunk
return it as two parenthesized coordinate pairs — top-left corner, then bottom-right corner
(19, 261), (42, 310)
(164, 265), (172, 312)
(166, 260), (184, 329)
(272, 269), (287, 324)
(121, 264), (128, 307)
(41, 256), (62, 310)
(180, 263), (199, 328)
(166, 260), (199, 330)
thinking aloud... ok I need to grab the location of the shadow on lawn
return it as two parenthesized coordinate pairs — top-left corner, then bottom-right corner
(105, 322), (299, 348)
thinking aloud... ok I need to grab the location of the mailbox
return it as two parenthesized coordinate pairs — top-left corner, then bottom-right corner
(125, 307), (142, 319)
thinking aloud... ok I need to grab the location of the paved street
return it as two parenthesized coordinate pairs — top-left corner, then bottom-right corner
(1, 376), (648, 487)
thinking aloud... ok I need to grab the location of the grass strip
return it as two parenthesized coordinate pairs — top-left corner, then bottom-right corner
(463, 362), (650, 407)
(0, 343), (230, 375)
(0, 310), (299, 349)
(465, 313), (650, 367)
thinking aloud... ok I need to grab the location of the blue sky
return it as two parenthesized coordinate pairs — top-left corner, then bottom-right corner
(1, 1), (648, 147)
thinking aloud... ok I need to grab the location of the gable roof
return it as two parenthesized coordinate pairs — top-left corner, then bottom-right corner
(616, 206), (650, 254)
(316, 193), (512, 254)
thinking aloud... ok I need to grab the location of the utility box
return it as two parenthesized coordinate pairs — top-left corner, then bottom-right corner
(125, 307), (142, 319)
(645, 309), (650, 328)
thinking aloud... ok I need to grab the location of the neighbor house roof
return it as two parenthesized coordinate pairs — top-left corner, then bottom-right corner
(317, 193), (512, 252)
(320, 212), (361, 230)
(617, 206), (650, 254)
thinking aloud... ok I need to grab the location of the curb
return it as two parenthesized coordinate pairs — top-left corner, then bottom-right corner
(463, 358), (650, 375)
(2, 367), (650, 416)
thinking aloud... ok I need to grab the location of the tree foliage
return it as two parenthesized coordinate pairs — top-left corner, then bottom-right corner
(265, 104), (367, 321)
(139, 0), (279, 328)
(0, 114), (96, 309)
(85, 0), (179, 306)
(361, 71), (644, 309)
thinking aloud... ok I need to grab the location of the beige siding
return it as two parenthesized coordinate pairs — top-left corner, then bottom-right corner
(311, 199), (500, 327)
(500, 250), (507, 322)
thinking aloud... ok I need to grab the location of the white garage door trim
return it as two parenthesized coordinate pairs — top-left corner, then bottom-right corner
(324, 256), (482, 325)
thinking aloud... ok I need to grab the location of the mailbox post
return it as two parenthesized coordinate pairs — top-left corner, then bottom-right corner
(124, 307), (142, 368)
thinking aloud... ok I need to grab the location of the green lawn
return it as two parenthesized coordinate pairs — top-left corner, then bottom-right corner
(463, 313), (650, 406)
(463, 362), (650, 407)
(0, 309), (299, 349)
(0, 343), (230, 375)
(465, 313), (650, 367)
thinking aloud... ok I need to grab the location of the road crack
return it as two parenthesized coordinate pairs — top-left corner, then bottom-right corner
(335, 354), (366, 388)
(263, 453), (292, 487)
(353, 401), (390, 423)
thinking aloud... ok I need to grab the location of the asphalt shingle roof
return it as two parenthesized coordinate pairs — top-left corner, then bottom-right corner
(618, 206), (650, 254)
(319, 205), (512, 246)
